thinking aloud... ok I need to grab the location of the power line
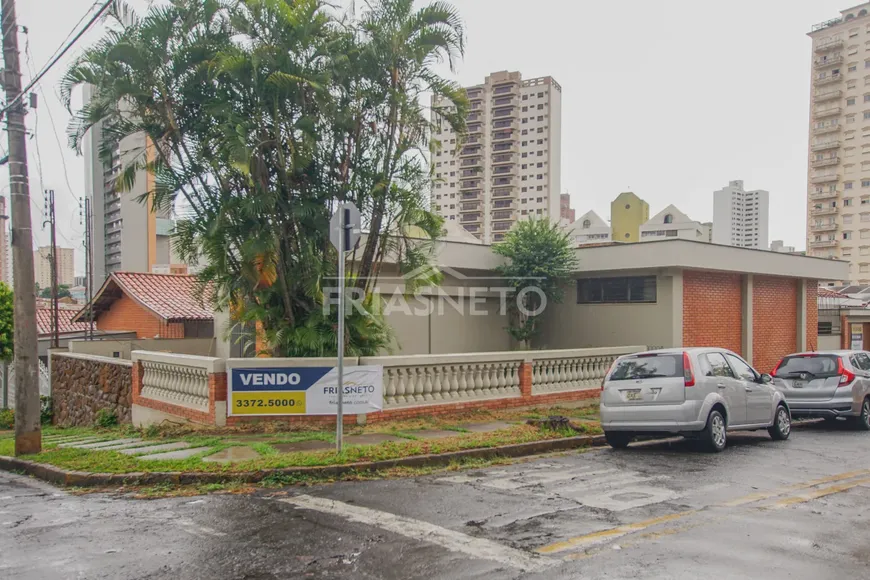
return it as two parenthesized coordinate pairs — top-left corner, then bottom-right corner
(0, 0), (113, 118)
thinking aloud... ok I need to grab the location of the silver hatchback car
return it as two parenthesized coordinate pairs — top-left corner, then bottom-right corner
(600, 348), (791, 452)
(770, 350), (870, 430)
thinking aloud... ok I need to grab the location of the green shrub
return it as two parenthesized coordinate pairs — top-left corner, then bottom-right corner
(0, 408), (12, 429)
(40, 396), (53, 425)
(94, 408), (118, 428)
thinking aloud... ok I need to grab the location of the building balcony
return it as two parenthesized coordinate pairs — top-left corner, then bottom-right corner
(492, 221), (514, 232)
(460, 168), (483, 178)
(814, 73), (843, 86)
(809, 189), (839, 200)
(814, 55), (844, 68)
(491, 154), (515, 165)
(812, 140), (841, 151)
(813, 124), (841, 135)
(815, 106), (842, 118)
(492, 178), (517, 188)
(810, 239), (839, 248)
(459, 202), (481, 213)
(460, 158), (482, 168)
(492, 96), (518, 108)
(492, 83), (519, 96)
(460, 213), (482, 224)
(491, 131), (516, 143)
(492, 142), (518, 153)
(811, 206), (839, 216)
(814, 89), (843, 102)
(811, 221), (838, 232)
(811, 173), (840, 184)
(492, 107), (517, 119)
(492, 166), (517, 177)
(459, 180), (482, 191)
(468, 123), (484, 135)
(460, 190), (481, 200)
(815, 38), (843, 53)
(811, 157), (840, 168)
(492, 200), (516, 210)
(491, 188), (515, 198)
(491, 210), (515, 222)
(460, 147), (483, 158)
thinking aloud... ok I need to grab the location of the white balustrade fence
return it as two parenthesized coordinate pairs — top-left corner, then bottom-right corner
(132, 351), (225, 412)
(530, 347), (645, 395)
(361, 353), (525, 408)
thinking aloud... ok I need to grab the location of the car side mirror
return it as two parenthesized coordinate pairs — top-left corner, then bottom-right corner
(759, 373), (773, 384)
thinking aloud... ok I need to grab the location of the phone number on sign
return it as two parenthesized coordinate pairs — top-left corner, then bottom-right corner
(231, 392), (306, 415)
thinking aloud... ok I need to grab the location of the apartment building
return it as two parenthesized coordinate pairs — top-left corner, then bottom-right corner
(83, 85), (179, 283)
(639, 205), (709, 242)
(610, 192), (649, 243)
(566, 210), (611, 246)
(34, 246), (75, 288)
(560, 193), (576, 223)
(712, 180), (770, 249)
(806, 3), (870, 283)
(430, 71), (562, 243)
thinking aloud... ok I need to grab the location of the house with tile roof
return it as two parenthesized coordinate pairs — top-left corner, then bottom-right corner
(73, 272), (214, 339)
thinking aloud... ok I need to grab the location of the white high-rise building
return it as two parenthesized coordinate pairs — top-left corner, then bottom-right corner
(431, 70), (562, 243)
(712, 180), (770, 249)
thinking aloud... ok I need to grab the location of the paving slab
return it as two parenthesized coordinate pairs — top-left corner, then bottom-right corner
(72, 438), (142, 450)
(202, 447), (261, 463)
(57, 438), (105, 448)
(137, 447), (213, 461)
(272, 440), (334, 453)
(92, 440), (164, 452)
(409, 429), (464, 440)
(344, 433), (406, 446)
(118, 442), (191, 456)
(456, 421), (514, 433)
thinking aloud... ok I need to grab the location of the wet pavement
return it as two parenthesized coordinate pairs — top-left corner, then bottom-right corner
(3, 422), (870, 579)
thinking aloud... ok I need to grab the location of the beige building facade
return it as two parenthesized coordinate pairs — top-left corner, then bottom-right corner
(431, 70), (562, 243)
(806, 3), (870, 283)
(34, 246), (75, 289)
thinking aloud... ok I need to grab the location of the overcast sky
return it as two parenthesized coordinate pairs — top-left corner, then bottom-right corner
(8, 0), (854, 274)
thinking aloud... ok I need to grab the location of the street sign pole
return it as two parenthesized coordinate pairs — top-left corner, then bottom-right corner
(336, 208), (346, 454)
(330, 203), (360, 454)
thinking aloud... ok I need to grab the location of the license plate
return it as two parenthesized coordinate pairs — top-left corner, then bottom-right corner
(792, 380), (806, 389)
(625, 390), (643, 401)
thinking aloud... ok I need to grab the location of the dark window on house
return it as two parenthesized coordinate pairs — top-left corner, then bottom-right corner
(818, 321), (833, 335)
(577, 276), (657, 304)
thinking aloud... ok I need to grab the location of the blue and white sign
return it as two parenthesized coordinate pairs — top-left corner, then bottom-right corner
(228, 365), (383, 416)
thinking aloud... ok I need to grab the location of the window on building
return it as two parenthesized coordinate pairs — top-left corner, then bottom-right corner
(850, 65), (859, 72)
(845, 215), (855, 224)
(847, 181), (855, 189)
(577, 276), (657, 304)
(844, 231), (853, 240)
(849, 97), (857, 106)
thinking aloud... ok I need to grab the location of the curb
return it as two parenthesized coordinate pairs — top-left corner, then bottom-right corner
(0, 433), (605, 488)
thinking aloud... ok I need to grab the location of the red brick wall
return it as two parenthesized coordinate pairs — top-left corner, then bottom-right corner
(753, 276), (798, 374)
(683, 271), (743, 355)
(806, 282), (818, 352)
(97, 294), (184, 339)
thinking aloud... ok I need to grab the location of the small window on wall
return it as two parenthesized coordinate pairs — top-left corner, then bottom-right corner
(577, 276), (657, 304)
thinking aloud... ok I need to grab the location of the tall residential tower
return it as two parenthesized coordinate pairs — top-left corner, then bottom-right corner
(431, 71), (562, 243)
(83, 85), (179, 283)
(712, 180), (769, 249)
(806, 3), (870, 282)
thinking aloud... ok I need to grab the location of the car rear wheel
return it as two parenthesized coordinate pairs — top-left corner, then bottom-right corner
(854, 398), (870, 431)
(768, 405), (791, 441)
(701, 409), (727, 453)
(605, 431), (632, 449)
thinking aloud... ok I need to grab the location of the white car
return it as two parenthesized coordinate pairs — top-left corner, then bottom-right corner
(600, 348), (791, 452)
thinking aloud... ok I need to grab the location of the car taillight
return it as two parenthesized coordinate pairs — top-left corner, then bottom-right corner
(838, 358), (856, 385)
(771, 359), (784, 377)
(683, 351), (695, 387)
(602, 359), (617, 391)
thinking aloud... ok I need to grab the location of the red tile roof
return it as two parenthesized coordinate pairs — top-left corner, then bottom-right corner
(36, 308), (91, 337)
(74, 272), (214, 324)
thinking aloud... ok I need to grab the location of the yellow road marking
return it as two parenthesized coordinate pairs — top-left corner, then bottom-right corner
(720, 468), (870, 507)
(536, 510), (696, 554)
(769, 476), (870, 509)
(536, 467), (870, 555)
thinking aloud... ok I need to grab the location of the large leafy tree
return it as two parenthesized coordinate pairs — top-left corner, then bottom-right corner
(0, 282), (12, 362)
(494, 219), (578, 350)
(62, 0), (467, 356)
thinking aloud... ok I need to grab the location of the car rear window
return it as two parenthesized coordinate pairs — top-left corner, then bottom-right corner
(774, 355), (840, 378)
(608, 354), (682, 381)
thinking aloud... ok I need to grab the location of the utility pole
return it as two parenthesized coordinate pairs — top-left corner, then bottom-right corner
(83, 197), (93, 340)
(2, 0), (41, 454)
(43, 189), (58, 348)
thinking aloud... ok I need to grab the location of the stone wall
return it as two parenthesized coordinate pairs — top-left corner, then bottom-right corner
(51, 353), (133, 427)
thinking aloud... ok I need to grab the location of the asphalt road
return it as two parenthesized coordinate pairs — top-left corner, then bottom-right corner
(2, 422), (870, 579)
